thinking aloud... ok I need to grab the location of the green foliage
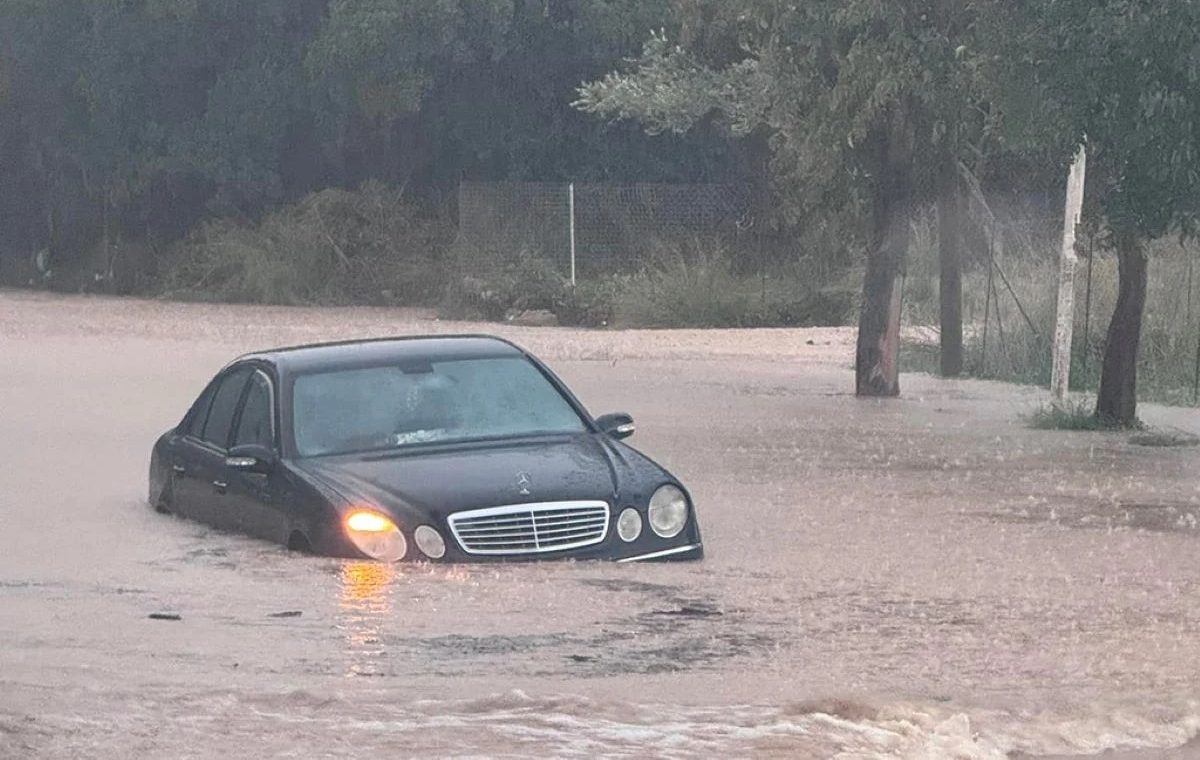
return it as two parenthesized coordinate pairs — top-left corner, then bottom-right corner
(443, 248), (564, 321)
(577, 2), (989, 233)
(0, 0), (742, 286)
(306, 1), (484, 127)
(552, 279), (619, 329)
(159, 182), (450, 306)
(976, 0), (1200, 423)
(443, 238), (855, 329)
(613, 240), (855, 329)
(979, 0), (1200, 244)
(442, 247), (617, 328)
(1027, 399), (1117, 432)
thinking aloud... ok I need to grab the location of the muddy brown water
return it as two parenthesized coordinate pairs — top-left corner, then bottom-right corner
(2, 291), (1200, 758)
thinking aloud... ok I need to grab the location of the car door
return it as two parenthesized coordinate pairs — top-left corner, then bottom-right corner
(224, 368), (287, 543)
(167, 381), (217, 523)
(180, 367), (252, 532)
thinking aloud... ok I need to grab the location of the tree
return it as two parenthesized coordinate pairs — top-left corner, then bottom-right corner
(0, 0), (92, 276)
(980, 0), (1200, 425)
(0, 0), (327, 282)
(579, 2), (988, 395)
(0, 0), (748, 286)
(306, 0), (734, 191)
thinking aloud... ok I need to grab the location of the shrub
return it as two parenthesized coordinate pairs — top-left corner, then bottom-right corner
(442, 246), (619, 328)
(612, 239), (856, 328)
(442, 248), (564, 321)
(552, 278), (619, 327)
(1026, 399), (1115, 431)
(158, 182), (451, 306)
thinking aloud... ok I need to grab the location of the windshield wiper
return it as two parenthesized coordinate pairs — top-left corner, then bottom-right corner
(358, 431), (580, 460)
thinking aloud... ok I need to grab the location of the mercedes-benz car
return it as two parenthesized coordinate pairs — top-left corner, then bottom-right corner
(148, 336), (703, 563)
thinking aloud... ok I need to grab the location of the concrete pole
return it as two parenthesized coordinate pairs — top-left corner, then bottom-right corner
(568, 183), (577, 287)
(1051, 143), (1088, 405)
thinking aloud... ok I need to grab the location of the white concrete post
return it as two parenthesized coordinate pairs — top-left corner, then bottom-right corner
(568, 183), (577, 287)
(1051, 143), (1088, 405)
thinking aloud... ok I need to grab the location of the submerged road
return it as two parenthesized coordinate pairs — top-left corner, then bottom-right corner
(2, 291), (1198, 758)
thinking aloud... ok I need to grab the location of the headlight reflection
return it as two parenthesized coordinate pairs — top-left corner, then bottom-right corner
(337, 560), (396, 677)
(335, 561), (482, 678)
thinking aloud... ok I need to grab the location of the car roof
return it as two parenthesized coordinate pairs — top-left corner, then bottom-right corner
(236, 335), (527, 375)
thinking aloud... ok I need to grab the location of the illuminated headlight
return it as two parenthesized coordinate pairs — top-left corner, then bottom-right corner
(414, 525), (446, 559)
(344, 509), (407, 562)
(648, 485), (689, 539)
(617, 508), (643, 542)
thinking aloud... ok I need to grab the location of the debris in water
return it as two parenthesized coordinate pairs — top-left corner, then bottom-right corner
(653, 605), (723, 619)
(1130, 430), (1200, 448)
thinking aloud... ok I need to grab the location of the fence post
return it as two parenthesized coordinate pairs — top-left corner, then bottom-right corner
(568, 183), (577, 287)
(1051, 143), (1088, 406)
(1081, 232), (1095, 376)
(980, 227), (995, 375)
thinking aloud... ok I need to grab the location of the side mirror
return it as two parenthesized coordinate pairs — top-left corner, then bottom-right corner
(595, 413), (636, 440)
(225, 444), (278, 474)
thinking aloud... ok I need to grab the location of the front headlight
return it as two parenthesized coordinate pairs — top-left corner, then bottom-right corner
(344, 509), (407, 562)
(648, 485), (689, 539)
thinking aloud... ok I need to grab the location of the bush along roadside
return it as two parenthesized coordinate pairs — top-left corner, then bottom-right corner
(153, 190), (856, 330)
(443, 239), (856, 329)
(157, 182), (453, 307)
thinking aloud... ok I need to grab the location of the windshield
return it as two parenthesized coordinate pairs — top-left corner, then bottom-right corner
(291, 357), (587, 457)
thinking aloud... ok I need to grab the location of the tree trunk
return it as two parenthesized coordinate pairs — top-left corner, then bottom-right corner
(937, 188), (963, 377)
(856, 106), (914, 398)
(856, 195), (910, 397)
(1095, 239), (1148, 426)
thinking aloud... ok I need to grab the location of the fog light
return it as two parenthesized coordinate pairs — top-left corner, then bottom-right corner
(617, 508), (643, 542)
(344, 509), (407, 562)
(414, 525), (446, 559)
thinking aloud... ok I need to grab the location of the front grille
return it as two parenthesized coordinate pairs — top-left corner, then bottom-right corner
(448, 501), (610, 555)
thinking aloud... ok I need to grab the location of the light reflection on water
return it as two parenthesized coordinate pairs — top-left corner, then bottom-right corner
(334, 560), (479, 677)
(337, 560), (396, 677)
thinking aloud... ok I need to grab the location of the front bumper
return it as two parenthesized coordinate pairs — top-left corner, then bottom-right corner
(617, 543), (704, 563)
(320, 502), (705, 564)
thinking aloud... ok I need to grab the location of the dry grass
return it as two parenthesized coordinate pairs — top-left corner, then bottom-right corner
(903, 212), (1200, 406)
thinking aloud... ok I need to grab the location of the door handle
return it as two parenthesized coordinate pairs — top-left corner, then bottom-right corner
(172, 465), (186, 474)
(212, 480), (228, 493)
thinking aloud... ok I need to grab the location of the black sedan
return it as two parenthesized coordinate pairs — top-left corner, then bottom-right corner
(149, 336), (703, 563)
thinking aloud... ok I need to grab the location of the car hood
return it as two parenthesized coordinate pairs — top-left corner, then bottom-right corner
(291, 434), (663, 521)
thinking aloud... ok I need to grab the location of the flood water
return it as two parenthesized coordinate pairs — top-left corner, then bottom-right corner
(2, 291), (1200, 758)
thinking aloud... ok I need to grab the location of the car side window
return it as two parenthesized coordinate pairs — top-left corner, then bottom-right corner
(201, 369), (251, 449)
(233, 371), (275, 449)
(183, 383), (217, 438)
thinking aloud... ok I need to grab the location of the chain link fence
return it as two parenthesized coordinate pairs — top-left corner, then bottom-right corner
(903, 201), (1200, 405)
(455, 181), (756, 283)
